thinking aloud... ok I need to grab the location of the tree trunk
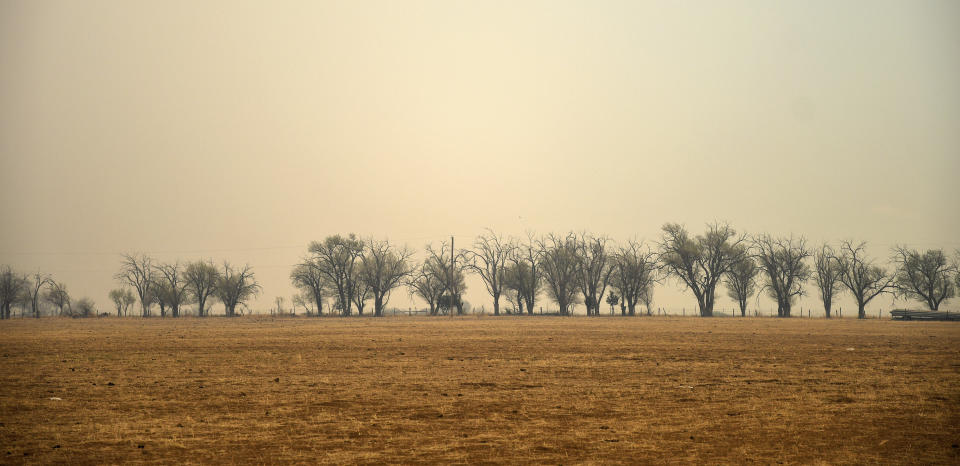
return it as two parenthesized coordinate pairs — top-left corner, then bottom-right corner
(858, 301), (866, 319)
(374, 295), (384, 317)
(738, 298), (747, 317)
(698, 295), (712, 317)
(493, 293), (500, 316)
(341, 289), (351, 316)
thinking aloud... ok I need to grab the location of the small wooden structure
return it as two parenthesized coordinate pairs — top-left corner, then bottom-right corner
(890, 309), (960, 321)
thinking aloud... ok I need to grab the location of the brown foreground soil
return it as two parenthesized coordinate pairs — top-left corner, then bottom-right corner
(0, 316), (958, 464)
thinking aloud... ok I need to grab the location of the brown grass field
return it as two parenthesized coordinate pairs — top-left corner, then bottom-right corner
(1, 316), (958, 464)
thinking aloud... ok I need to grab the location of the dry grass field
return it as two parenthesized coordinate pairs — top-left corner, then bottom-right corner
(1, 316), (958, 464)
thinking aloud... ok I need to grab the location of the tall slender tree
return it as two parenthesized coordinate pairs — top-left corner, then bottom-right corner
(725, 254), (759, 317)
(813, 244), (842, 318)
(0, 266), (27, 320)
(466, 230), (515, 316)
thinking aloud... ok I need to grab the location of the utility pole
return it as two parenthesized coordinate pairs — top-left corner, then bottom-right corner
(450, 235), (455, 318)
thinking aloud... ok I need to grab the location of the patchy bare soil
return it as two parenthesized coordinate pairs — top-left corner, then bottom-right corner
(1, 316), (958, 464)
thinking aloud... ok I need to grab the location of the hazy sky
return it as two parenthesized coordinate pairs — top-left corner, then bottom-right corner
(2, 0), (958, 315)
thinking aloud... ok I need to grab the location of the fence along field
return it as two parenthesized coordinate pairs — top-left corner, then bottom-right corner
(0, 317), (958, 463)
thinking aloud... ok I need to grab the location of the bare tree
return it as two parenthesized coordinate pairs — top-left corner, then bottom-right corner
(836, 241), (895, 319)
(575, 233), (614, 316)
(506, 234), (542, 316)
(408, 262), (445, 315)
(152, 279), (170, 317)
(154, 262), (190, 317)
(538, 233), (580, 315)
(115, 253), (154, 317)
(725, 254), (758, 317)
(659, 223), (748, 317)
(503, 278), (523, 314)
(425, 240), (469, 315)
(183, 259), (219, 317)
(610, 240), (659, 316)
(26, 271), (53, 318)
(640, 283), (655, 316)
(44, 280), (71, 316)
(351, 278), (372, 315)
(956, 251), (960, 293)
(72, 297), (97, 318)
(0, 266), (27, 320)
(360, 239), (414, 317)
(891, 246), (956, 310)
(813, 244), (842, 318)
(216, 262), (261, 317)
(308, 234), (365, 316)
(292, 292), (315, 315)
(754, 235), (811, 318)
(465, 230), (515, 316)
(291, 259), (326, 316)
(109, 288), (135, 317)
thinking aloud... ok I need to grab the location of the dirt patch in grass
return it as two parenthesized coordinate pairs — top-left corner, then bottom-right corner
(1, 317), (958, 463)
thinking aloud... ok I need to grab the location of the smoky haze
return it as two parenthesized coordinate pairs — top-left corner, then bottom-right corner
(1, 0), (958, 315)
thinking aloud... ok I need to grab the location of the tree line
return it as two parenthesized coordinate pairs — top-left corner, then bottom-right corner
(1, 223), (957, 320)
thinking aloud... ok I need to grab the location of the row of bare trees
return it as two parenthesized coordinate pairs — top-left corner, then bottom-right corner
(0, 266), (86, 319)
(2, 224), (956, 320)
(111, 254), (261, 317)
(662, 224), (958, 319)
(295, 225), (959, 319)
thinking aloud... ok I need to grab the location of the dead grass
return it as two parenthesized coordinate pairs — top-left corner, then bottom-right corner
(1, 316), (958, 464)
